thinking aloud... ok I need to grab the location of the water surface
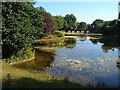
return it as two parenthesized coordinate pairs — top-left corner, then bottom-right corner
(13, 35), (120, 87)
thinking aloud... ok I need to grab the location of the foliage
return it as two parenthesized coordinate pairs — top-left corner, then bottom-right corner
(31, 6), (46, 39)
(77, 22), (88, 30)
(34, 36), (65, 46)
(90, 19), (104, 33)
(8, 47), (34, 63)
(53, 15), (65, 30)
(2, 2), (119, 60)
(118, 13), (120, 35)
(2, 2), (45, 58)
(89, 19), (119, 35)
(101, 20), (118, 35)
(64, 14), (77, 30)
(90, 35), (119, 52)
(64, 38), (76, 49)
(2, 61), (85, 88)
(44, 13), (55, 35)
(55, 31), (64, 37)
(53, 14), (77, 31)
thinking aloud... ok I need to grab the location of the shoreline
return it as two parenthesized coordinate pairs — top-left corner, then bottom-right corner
(9, 57), (35, 66)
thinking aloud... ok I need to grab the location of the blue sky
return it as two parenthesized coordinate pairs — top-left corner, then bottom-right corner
(34, 2), (118, 24)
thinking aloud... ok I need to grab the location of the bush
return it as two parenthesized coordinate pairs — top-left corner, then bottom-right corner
(8, 47), (34, 63)
(55, 31), (64, 37)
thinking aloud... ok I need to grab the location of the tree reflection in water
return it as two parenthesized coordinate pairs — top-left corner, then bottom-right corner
(117, 49), (120, 68)
(12, 49), (55, 72)
(90, 35), (120, 69)
(12, 35), (120, 87)
(64, 38), (76, 49)
(78, 35), (87, 41)
(89, 35), (120, 52)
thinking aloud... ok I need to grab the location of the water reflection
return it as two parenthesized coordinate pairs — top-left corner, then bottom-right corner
(13, 35), (120, 87)
(89, 35), (120, 52)
(64, 38), (76, 49)
(47, 35), (120, 87)
(117, 49), (120, 68)
(118, 49), (120, 88)
(90, 39), (99, 44)
(12, 49), (55, 72)
(78, 35), (87, 41)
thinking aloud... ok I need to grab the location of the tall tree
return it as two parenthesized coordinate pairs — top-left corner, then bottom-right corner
(77, 22), (88, 30)
(2, 2), (45, 58)
(44, 13), (55, 35)
(64, 14), (77, 30)
(102, 20), (118, 35)
(32, 6), (46, 38)
(91, 19), (104, 33)
(53, 15), (65, 30)
(118, 12), (120, 35)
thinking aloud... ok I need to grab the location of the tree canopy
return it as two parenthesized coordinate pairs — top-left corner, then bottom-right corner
(2, 2), (119, 59)
(77, 22), (88, 30)
(64, 14), (77, 30)
(44, 12), (55, 35)
(2, 2), (45, 58)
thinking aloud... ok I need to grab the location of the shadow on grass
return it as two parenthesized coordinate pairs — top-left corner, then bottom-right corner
(2, 77), (85, 88)
(2, 71), (112, 88)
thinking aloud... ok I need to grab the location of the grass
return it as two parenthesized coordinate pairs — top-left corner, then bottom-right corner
(33, 45), (64, 54)
(2, 61), (85, 88)
(2, 59), (110, 88)
(7, 47), (35, 63)
(65, 32), (86, 36)
(34, 33), (65, 46)
(34, 38), (65, 46)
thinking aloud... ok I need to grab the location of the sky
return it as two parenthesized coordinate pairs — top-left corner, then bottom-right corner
(34, 2), (119, 24)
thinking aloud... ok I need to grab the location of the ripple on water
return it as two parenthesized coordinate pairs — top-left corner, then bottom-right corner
(48, 56), (118, 87)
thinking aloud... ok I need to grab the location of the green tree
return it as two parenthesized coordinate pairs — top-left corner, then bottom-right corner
(102, 20), (118, 35)
(77, 22), (88, 30)
(2, 2), (45, 58)
(32, 6), (46, 38)
(64, 14), (77, 30)
(118, 12), (120, 35)
(91, 19), (104, 33)
(53, 15), (65, 30)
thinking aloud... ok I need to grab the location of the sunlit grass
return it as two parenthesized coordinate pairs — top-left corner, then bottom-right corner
(2, 61), (85, 88)
(34, 33), (65, 46)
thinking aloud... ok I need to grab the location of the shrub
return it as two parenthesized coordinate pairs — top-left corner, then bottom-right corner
(55, 31), (64, 37)
(8, 47), (34, 63)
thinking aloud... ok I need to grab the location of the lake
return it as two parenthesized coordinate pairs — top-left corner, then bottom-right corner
(13, 35), (120, 88)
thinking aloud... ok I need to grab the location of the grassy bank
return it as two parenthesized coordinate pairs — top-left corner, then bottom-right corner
(2, 31), (85, 88)
(33, 45), (64, 54)
(2, 61), (85, 88)
(33, 31), (65, 46)
(6, 47), (35, 63)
